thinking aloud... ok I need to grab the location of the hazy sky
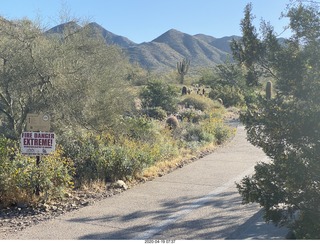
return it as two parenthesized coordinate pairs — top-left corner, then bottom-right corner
(0, 0), (292, 43)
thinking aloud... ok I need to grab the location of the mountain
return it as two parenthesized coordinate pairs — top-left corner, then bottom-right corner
(194, 34), (240, 53)
(45, 21), (82, 35)
(85, 22), (136, 48)
(45, 22), (136, 48)
(46, 22), (239, 72)
(127, 29), (237, 71)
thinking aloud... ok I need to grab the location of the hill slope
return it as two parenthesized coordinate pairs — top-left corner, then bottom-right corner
(46, 22), (239, 71)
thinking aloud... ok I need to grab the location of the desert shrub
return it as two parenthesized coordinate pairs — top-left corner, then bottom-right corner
(124, 116), (163, 143)
(209, 84), (245, 107)
(213, 123), (232, 144)
(27, 149), (74, 199)
(59, 118), (179, 184)
(99, 145), (139, 181)
(201, 117), (234, 145)
(183, 124), (215, 143)
(58, 130), (103, 184)
(99, 140), (155, 181)
(142, 107), (167, 120)
(140, 80), (179, 113)
(180, 94), (218, 112)
(98, 132), (179, 182)
(179, 108), (206, 123)
(0, 137), (74, 206)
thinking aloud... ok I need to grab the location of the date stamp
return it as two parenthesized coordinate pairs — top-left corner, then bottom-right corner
(145, 240), (175, 244)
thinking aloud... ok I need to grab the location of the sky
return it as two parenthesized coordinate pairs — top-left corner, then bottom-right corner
(0, 0), (293, 44)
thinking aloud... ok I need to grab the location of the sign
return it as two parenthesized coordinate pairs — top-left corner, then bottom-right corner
(21, 132), (56, 155)
(26, 113), (51, 132)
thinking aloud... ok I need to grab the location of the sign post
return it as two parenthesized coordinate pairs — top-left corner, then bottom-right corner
(21, 113), (55, 196)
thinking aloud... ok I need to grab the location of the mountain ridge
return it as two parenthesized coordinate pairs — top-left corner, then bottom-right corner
(46, 22), (239, 71)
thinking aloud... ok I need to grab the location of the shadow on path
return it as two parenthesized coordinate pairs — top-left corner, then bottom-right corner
(69, 190), (277, 240)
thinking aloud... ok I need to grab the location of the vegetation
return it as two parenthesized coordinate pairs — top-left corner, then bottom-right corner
(177, 58), (190, 84)
(0, 137), (74, 206)
(234, 2), (320, 239)
(1, 2), (318, 239)
(265, 81), (272, 100)
(0, 16), (234, 208)
(139, 80), (179, 114)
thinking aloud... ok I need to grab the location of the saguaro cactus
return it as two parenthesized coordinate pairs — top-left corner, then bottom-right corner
(266, 81), (272, 100)
(177, 58), (190, 84)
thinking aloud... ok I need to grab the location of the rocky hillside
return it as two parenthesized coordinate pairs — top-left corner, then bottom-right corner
(46, 22), (240, 72)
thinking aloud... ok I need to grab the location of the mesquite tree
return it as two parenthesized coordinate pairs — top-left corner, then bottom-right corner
(0, 17), (133, 138)
(0, 18), (54, 139)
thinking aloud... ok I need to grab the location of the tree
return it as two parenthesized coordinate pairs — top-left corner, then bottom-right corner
(0, 17), (134, 138)
(0, 18), (54, 139)
(236, 3), (320, 239)
(52, 23), (134, 132)
(230, 3), (262, 86)
(199, 62), (247, 107)
(230, 3), (280, 86)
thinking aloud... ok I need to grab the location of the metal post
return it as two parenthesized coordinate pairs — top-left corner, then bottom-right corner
(35, 155), (41, 196)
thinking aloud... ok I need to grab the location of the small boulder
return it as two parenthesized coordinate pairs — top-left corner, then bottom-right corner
(112, 180), (128, 190)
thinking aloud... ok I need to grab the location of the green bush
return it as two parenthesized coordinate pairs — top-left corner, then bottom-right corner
(183, 124), (215, 143)
(180, 94), (218, 112)
(201, 117), (234, 145)
(140, 80), (179, 113)
(213, 123), (232, 144)
(99, 141), (156, 181)
(179, 108), (206, 123)
(59, 118), (180, 184)
(209, 84), (245, 107)
(98, 134), (179, 182)
(58, 130), (102, 184)
(0, 137), (74, 206)
(124, 116), (165, 144)
(142, 107), (167, 120)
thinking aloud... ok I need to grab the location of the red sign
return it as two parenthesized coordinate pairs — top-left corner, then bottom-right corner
(21, 132), (56, 155)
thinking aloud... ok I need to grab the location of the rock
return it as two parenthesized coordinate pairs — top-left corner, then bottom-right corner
(42, 204), (50, 212)
(51, 206), (58, 211)
(64, 192), (72, 198)
(112, 180), (128, 190)
(73, 196), (81, 201)
(80, 201), (90, 206)
(16, 202), (28, 209)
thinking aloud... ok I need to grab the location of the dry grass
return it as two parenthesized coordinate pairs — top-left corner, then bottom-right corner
(139, 142), (218, 180)
(141, 156), (185, 179)
(79, 179), (106, 193)
(0, 190), (39, 208)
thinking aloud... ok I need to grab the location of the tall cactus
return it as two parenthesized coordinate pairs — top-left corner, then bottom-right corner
(177, 58), (190, 84)
(266, 81), (272, 100)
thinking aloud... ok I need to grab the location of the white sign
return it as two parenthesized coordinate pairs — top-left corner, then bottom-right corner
(21, 132), (56, 155)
